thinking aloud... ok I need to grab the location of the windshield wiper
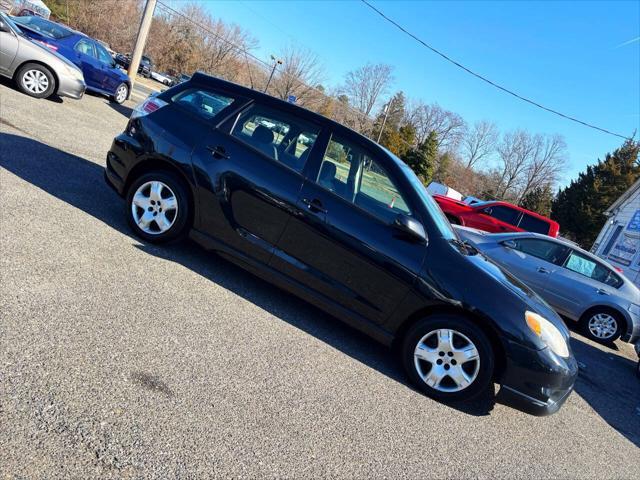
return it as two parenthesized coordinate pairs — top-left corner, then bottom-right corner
(450, 238), (478, 255)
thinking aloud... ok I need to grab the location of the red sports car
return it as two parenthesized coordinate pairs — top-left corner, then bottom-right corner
(433, 195), (560, 237)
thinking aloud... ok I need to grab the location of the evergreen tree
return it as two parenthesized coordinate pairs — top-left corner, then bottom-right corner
(520, 184), (553, 216)
(551, 139), (639, 248)
(433, 151), (452, 183)
(403, 130), (438, 183)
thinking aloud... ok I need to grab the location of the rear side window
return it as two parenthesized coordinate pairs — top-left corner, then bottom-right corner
(518, 214), (551, 234)
(486, 205), (520, 225)
(564, 250), (623, 288)
(230, 105), (320, 173)
(171, 88), (234, 122)
(510, 238), (569, 265)
(317, 135), (411, 223)
(74, 39), (96, 57)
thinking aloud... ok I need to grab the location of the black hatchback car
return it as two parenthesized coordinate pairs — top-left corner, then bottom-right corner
(105, 73), (578, 415)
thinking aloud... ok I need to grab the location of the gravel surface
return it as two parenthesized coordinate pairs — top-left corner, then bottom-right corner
(1, 79), (639, 479)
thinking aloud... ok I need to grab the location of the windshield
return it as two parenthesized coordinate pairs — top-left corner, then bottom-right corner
(12, 16), (72, 39)
(397, 160), (457, 240)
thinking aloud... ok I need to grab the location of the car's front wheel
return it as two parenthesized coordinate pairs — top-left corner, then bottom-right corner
(112, 83), (129, 104)
(402, 314), (494, 402)
(16, 63), (56, 99)
(125, 172), (190, 244)
(581, 308), (622, 343)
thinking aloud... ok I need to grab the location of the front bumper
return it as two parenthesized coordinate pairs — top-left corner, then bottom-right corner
(497, 339), (578, 416)
(57, 77), (86, 100)
(621, 310), (640, 344)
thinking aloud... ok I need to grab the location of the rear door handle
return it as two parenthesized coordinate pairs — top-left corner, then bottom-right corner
(537, 267), (550, 274)
(206, 145), (230, 159)
(596, 288), (609, 296)
(301, 198), (327, 214)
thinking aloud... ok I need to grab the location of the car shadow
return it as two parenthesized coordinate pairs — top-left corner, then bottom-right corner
(0, 75), (64, 103)
(3, 132), (636, 428)
(569, 336), (640, 448)
(106, 100), (134, 118)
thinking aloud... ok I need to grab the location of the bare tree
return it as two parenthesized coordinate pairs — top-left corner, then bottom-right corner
(406, 101), (466, 151)
(518, 134), (566, 201)
(343, 63), (394, 133)
(461, 120), (498, 169)
(271, 45), (325, 107)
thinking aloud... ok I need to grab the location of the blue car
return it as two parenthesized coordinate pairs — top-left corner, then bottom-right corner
(12, 15), (130, 104)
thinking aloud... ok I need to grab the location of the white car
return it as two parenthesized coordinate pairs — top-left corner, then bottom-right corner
(150, 71), (173, 86)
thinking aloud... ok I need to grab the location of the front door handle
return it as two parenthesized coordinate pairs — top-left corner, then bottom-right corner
(206, 145), (230, 159)
(537, 267), (550, 274)
(596, 288), (609, 296)
(301, 198), (327, 214)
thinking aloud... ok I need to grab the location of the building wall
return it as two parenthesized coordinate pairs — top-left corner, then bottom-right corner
(593, 187), (640, 287)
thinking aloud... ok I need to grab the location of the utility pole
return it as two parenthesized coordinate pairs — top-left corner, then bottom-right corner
(264, 54), (282, 93)
(376, 101), (391, 143)
(128, 0), (157, 89)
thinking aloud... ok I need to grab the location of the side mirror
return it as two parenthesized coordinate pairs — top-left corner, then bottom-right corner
(502, 240), (516, 249)
(0, 20), (9, 33)
(394, 214), (427, 243)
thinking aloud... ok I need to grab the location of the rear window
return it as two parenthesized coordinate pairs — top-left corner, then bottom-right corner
(171, 88), (234, 121)
(13, 16), (72, 39)
(518, 214), (551, 234)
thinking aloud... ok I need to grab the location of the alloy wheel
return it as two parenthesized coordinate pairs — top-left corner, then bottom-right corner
(23, 69), (49, 94)
(116, 85), (128, 103)
(587, 313), (617, 340)
(414, 329), (481, 392)
(130, 181), (178, 235)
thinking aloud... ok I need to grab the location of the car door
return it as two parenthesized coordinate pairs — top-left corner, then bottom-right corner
(0, 21), (19, 74)
(468, 204), (522, 233)
(493, 237), (570, 299)
(271, 131), (427, 325)
(94, 41), (118, 93)
(188, 99), (323, 265)
(542, 249), (623, 319)
(72, 38), (100, 89)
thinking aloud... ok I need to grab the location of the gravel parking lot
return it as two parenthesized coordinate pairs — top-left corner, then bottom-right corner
(1, 80), (639, 479)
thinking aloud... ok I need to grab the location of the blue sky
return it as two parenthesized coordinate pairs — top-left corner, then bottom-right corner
(193, 0), (639, 186)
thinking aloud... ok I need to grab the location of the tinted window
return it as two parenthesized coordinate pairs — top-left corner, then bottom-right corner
(510, 238), (569, 265)
(74, 39), (95, 57)
(317, 136), (411, 223)
(518, 214), (551, 234)
(13, 16), (72, 39)
(172, 88), (234, 121)
(486, 205), (520, 225)
(231, 105), (320, 173)
(564, 250), (622, 288)
(95, 43), (113, 64)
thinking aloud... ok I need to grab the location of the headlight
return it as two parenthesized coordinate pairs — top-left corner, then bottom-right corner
(629, 303), (640, 317)
(525, 311), (570, 358)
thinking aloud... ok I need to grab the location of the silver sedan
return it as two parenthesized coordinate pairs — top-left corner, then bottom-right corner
(455, 227), (640, 345)
(0, 12), (85, 99)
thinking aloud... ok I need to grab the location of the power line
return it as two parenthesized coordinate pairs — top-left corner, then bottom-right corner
(360, 0), (632, 141)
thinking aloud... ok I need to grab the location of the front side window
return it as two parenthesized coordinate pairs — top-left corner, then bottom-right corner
(74, 39), (95, 57)
(485, 205), (521, 225)
(518, 214), (551, 234)
(564, 250), (622, 288)
(231, 105), (320, 173)
(510, 238), (569, 265)
(171, 88), (234, 122)
(95, 43), (113, 65)
(316, 135), (411, 223)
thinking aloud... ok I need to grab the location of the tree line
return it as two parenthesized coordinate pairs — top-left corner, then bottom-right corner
(47, 1), (638, 247)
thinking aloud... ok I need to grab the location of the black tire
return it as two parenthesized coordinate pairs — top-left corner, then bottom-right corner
(112, 82), (128, 104)
(15, 62), (56, 99)
(579, 308), (623, 344)
(125, 171), (190, 244)
(402, 314), (494, 403)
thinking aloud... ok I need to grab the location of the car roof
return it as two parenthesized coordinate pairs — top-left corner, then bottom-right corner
(190, 72), (399, 168)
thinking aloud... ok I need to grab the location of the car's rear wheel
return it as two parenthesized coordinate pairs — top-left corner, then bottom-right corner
(580, 308), (622, 343)
(125, 172), (190, 244)
(112, 83), (128, 104)
(402, 314), (494, 402)
(16, 63), (56, 99)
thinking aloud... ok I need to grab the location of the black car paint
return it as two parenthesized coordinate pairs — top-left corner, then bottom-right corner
(105, 73), (578, 415)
